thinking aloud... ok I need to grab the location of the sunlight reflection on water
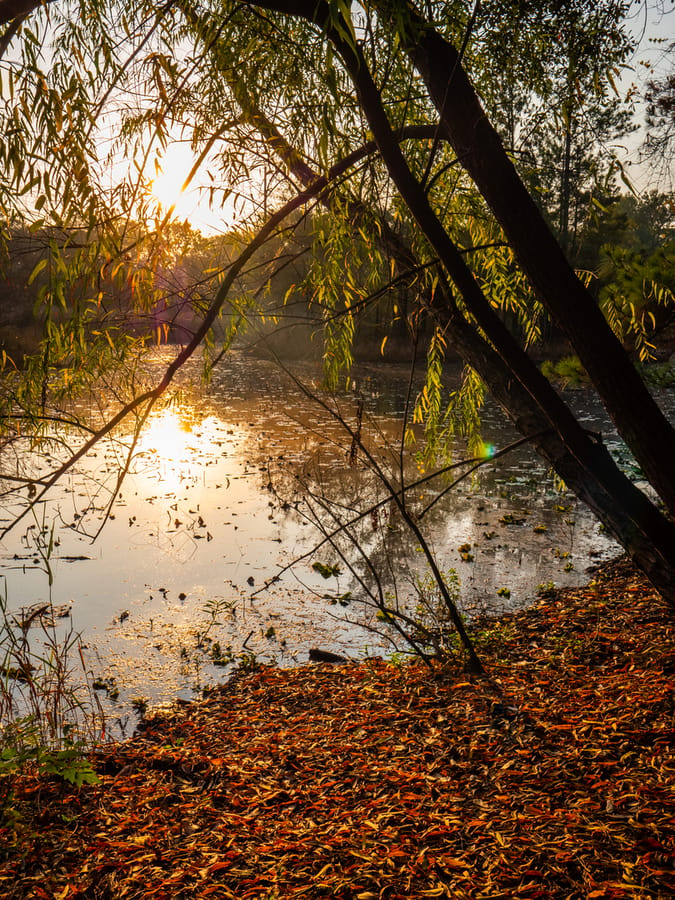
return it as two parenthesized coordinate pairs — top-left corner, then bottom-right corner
(2, 348), (666, 729)
(138, 408), (195, 461)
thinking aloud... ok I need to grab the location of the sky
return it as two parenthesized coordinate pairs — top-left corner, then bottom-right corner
(3, 1), (675, 236)
(146, 140), (238, 235)
(616, 0), (675, 192)
(144, 2), (675, 236)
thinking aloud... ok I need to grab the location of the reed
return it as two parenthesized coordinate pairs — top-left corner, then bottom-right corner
(0, 581), (104, 818)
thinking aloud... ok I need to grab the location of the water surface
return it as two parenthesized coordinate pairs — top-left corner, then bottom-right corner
(3, 349), (658, 728)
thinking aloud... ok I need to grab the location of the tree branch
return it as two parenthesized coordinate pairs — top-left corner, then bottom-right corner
(0, 0), (53, 28)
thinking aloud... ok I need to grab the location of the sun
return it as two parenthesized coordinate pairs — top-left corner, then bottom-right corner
(145, 138), (255, 234)
(150, 142), (200, 217)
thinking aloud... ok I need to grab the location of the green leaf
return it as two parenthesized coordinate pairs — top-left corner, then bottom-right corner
(27, 258), (47, 286)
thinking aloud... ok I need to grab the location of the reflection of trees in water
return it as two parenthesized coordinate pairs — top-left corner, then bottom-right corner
(1, 351), (627, 626)
(277, 400), (619, 628)
(291, 446), (485, 668)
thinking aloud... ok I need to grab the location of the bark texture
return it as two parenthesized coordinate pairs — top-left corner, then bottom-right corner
(313, 4), (675, 605)
(372, 0), (675, 517)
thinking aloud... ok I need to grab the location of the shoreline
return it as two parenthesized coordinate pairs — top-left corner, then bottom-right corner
(2, 557), (674, 899)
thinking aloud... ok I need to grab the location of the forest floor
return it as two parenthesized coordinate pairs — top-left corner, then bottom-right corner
(1, 557), (674, 899)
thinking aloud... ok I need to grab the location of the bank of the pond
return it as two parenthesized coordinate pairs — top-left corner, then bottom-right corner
(2, 558), (674, 899)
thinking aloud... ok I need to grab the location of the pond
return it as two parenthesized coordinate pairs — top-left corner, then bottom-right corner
(0, 350), (666, 732)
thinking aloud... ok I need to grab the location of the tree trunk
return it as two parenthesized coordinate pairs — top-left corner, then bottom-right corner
(437, 284), (675, 606)
(375, 0), (675, 518)
(559, 115), (573, 255)
(317, 13), (675, 605)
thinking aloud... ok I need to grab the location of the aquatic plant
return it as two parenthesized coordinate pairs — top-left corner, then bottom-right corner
(0, 583), (103, 821)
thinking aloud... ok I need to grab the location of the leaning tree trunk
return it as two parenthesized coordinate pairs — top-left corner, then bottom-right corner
(315, 11), (675, 605)
(436, 283), (675, 606)
(236, 0), (675, 603)
(369, 0), (675, 519)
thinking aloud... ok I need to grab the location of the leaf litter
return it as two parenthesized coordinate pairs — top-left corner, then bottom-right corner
(1, 558), (673, 898)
